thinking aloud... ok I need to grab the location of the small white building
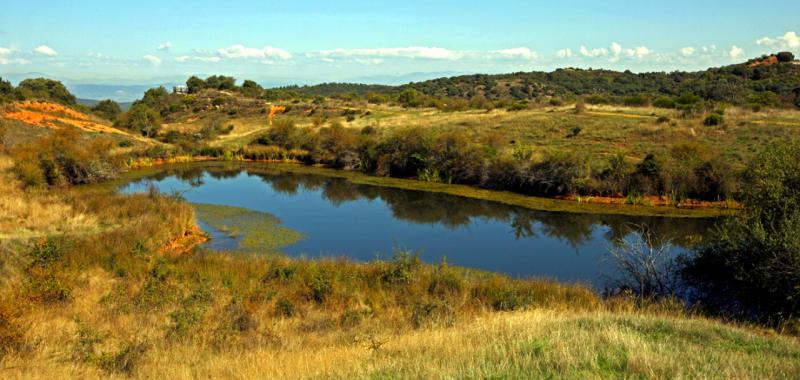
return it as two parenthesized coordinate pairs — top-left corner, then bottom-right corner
(173, 85), (189, 94)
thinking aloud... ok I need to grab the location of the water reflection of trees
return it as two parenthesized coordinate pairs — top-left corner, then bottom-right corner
(133, 165), (715, 249)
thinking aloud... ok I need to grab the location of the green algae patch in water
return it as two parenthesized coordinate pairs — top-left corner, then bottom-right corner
(192, 203), (305, 253)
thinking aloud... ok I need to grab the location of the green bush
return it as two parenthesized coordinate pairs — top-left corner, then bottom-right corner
(116, 104), (161, 137)
(381, 251), (421, 286)
(91, 99), (122, 121)
(683, 142), (800, 324)
(15, 78), (76, 105)
(623, 94), (649, 107)
(703, 113), (724, 126)
(652, 97), (677, 109)
(11, 128), (118, 186)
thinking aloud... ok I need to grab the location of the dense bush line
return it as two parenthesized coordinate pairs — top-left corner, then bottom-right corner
(9, 127), (120, 186)
(133, 116), (735, 202)
(683, 141), (800, 327)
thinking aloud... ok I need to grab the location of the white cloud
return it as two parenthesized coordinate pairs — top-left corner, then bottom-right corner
(610, 42), (623, 56)
(354, 58), (384, 65)
(701, 45), (717, 54)
(680, 47), (695, 57)
(175, 55), (221, 63)
(143, 54), (162, 65)
(217, 44), (292, 60)
(491, 47), (538, 60)
(157, 41), (172, 51)
(624, 46), (652, 58)
(0, 57), (30, 65)
(33, 45), (58, 57)
(579, 45), (609, 58)
(309, 46), (462, 60)
(0, 47), (10, 56)
(87, 52), (108, 59)
(729, 45), (745, 59)
(756, 31), (800, 50)
(570, 43), (653, 61)
(555, 48), (573, 59)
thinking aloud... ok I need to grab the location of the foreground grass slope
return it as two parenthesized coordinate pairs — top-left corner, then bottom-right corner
(3, 307), (798, 379)
(0, 153), (798, 379)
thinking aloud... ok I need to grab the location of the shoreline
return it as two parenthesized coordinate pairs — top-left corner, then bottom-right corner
(118, 157), (733, 218)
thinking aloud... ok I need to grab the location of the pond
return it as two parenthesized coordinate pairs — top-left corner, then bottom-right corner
(120, 163), (715, 289)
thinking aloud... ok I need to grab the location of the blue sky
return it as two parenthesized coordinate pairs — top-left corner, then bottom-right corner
(1, 0), (799, 85)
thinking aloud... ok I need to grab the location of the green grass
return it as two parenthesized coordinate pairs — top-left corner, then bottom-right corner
(193, 203), (304, 253)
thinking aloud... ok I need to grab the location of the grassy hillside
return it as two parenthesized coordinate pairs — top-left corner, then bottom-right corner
(0, 153), (797, 379)
(285, 54), (800, 109)
(2, 70), (800, 378)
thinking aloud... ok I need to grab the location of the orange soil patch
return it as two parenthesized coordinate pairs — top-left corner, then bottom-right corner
(748, 55), (778, 68)
(2, 101), (139, 138)
(16, 100), (90, 120)
(159, 224), (208, 256)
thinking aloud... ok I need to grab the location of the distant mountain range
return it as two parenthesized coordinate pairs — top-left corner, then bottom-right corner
(7, 54), (799, 107)
(76, 98), (133, 111)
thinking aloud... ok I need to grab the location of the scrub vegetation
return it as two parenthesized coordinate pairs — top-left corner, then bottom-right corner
(1, 55), (800, 378)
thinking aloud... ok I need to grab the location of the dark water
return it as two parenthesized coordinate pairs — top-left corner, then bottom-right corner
(120, 163), (715, 288)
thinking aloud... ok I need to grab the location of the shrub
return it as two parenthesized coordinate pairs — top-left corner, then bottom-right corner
(377, 127), (430, 177)
(428, 261), (464, 299)
(96, 341), (148, 375)
(776, 52), (795, 62)
(15, 78), (76, 105)
(507, 102), (528, 112)
(472, 280), (533, 311)
(623, 94), (649, 107)
(410, 300), (455, 328)
(629, 154), (664, 195)
(683, 142), (800, 324)
(381, 251), (421, 286)
(585, 94), (611, 105)
(10, 128), (118, 186)
(652, 97), (677, 109)
(0, 301), (27, 360)
(305, 265), (333, 303)
(91, 99), (122, 121)
(597, 153), (633, 196)
(397, 89), (426, 107)
(521, 152), (586, 196)
(116, 104), (161, 137)
(274, 298), (295, 317)
(703, 112), (724, 126)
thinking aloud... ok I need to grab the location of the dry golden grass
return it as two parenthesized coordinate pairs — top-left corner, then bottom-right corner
(2, 301), (798, 379)
(0, 156), (99, 239)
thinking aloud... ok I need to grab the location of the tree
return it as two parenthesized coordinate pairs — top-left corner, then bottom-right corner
(683, 142), (800, 324)
(397, 89), (426, 108)
(14, 78), (76, 105)
(204, 75), (236, 91)
(135, 86), (170, 109)
(0, 77), (12, 97)
(776, 52), (795, 63)
(91, 99), (122, 121)
(186, 76), (206, 94)
(240, 79), (263, 97)
(116, 104), (161, 137)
